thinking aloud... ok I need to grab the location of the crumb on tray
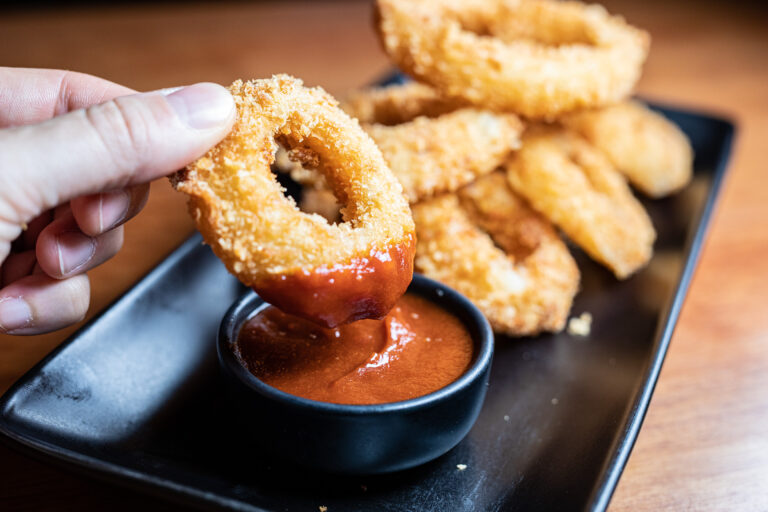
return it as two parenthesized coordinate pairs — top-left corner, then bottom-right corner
(567, 312), (592, 336)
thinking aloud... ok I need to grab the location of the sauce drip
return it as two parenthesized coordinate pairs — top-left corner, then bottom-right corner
(235, 293), (474, 405)
(254, 235), (415, 328)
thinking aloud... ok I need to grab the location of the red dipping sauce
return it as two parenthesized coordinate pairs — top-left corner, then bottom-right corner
(234, 293), (474, 405)
(253, 235), (415, 328)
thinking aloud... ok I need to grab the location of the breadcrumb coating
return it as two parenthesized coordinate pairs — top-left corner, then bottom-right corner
(172, 75), (414, 286)
(341, 82), (466, 125)
(562, 100), (693, 197)
(365, 108), (523, 202)
(376, 0), (649, 119)
(506, 127), (655, 279)
(340, 83), (523, 202)
(413, 173), (579, 335)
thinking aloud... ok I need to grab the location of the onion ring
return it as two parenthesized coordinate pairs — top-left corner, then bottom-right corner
(339, 83), (523, 202)
(562, 100), (693, 197)
(413, 174), (579, 335)
(505, 126), (655, 279)
(363, 107), (523, 202)
(342, 81), (466, 125)
(172, 76), (415, 327)
(376, 0), (649, 118)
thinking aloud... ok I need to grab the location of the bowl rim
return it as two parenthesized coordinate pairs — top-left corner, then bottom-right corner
(218, 273), (494, 416)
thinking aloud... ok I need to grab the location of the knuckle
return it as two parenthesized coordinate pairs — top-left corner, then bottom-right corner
(0, 133), (47, 224)
(84, 97), (153, 180)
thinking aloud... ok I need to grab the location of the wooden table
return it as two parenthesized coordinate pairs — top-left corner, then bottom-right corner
(1, 1), (766, 509)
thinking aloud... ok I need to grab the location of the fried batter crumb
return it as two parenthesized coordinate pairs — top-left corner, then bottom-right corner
(319, 506), (328, 512)
(567, 312), (593, 336)
(456, 464), (468, 471)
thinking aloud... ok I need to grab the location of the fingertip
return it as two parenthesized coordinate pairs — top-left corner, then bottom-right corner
(71, 190), (128, 236)
(0, 296), (32, 334)
(163, 82), (236, 132)
(1, 250), (37, 287)
(36, 214), (124, 279)
(0, 274), (90, 335)
(70, 183), (149, 237)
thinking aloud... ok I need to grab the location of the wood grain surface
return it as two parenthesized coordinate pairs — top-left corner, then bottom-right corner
(1, 1), (766, 510)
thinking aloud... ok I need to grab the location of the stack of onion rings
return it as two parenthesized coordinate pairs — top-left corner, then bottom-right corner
(173, 0), (691, 339)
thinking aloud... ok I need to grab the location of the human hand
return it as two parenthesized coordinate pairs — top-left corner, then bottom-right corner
(0, 67), (235, 335)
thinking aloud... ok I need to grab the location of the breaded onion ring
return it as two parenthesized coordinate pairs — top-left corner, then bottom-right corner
(562, 100), (693, 197)
(173, 76), (415, 327)
(413, 177), (579, 336)
(342, 81), (466, 125)
(340, 83), (524, 202)
(364, 108), (523, 202)
(376, 0), (650, 119)
(505, 127), (655, 279)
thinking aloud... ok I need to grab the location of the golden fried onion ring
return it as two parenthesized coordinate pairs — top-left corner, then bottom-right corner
(376, 0), (649, 119)
(562, 100), (693, 198)
(342, 81), (466, 125)
(413, 174), (579, 335)
(173, 76), (415, 327)
(364, 107), (523, 202)
(340, 83), (524, 202)
(506, 127), (655, 279)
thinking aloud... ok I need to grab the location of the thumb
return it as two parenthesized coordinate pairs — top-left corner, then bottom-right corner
(0, 82), (235, 223)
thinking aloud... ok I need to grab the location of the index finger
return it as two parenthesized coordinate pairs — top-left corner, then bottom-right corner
(0, 67), (134, 127)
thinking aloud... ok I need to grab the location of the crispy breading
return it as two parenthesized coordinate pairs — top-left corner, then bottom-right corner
(340, 83), (523, 202)
(562, 100), (693, 197)
(172, 75), (414, 287)
(506, 127), (655, 279)
(341, 81), (466, 125)
(376, 0), (649, 119)
(365, 108), (523, 202)
(413, 174), (579, 335)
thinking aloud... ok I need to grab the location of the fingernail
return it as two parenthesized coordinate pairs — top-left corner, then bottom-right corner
(56, 231), (96, 276)
(164, 83), (234, 130)
(0, 297), (32, 333)
(99, 190), (131, 232)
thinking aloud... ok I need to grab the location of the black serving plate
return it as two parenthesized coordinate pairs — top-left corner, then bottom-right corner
(0, 101), (733, 511)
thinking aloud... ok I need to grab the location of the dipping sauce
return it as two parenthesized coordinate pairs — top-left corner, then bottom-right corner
(234, 293), (474, 405)
(254, 234), (415, 328)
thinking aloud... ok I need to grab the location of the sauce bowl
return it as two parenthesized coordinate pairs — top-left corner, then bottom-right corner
(217, 273), (493, 474)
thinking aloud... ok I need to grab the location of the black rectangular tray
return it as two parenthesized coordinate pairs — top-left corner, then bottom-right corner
(0, 104), (733, 511)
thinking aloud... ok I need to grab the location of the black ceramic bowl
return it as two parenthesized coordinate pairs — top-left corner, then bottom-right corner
(218, 273), (493, 474)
